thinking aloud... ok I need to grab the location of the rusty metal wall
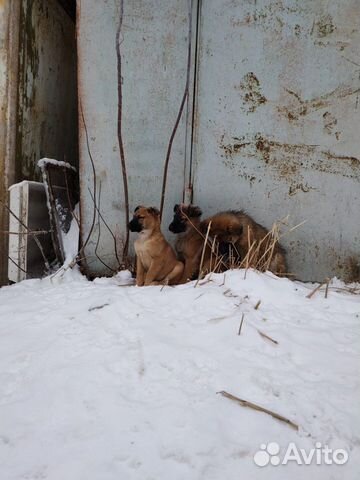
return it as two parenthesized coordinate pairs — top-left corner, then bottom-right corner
(78, 0), (191, 275)
(0, 0), (77, 286)
(0, 0), (11, 285)
(16, 0), (78, 182)
(0, 0), (20, 286)
(191, 0), (360, 281)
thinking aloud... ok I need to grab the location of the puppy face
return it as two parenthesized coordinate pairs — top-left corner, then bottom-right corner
(169, 204), (202, 234)
(128, 206), (160, 233)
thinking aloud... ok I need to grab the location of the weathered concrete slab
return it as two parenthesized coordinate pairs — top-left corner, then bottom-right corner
(192, 0), (360, 281)
(78, 0), (190, 274)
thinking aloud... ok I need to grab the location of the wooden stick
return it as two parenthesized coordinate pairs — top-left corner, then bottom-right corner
(306, 282), (326, 299)
(88, 303), (109, 311)
(324, 278), (330, 299)
(238, 313), (245, 335)
(257, 329), (278, 345)
(3, 230), (51, 235)
(217, 390), (299, 430)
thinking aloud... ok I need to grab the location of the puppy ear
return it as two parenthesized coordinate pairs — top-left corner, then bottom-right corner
(148, 207), (160, 217)
(134, 205), (143, 212)
(174, 204), (180, 212)
(188, 205), (202, 218)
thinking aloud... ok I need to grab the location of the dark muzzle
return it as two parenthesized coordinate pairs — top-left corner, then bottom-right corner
(128, 218), (143, 232)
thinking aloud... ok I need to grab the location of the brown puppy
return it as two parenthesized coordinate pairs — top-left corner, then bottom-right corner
(129, 206), (183, 286)
(201, 210), (287, 276)
(169, 204), (222, 283)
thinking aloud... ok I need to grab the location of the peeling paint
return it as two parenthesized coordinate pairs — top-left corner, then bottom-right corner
(230, 1), (305, 36)
(0, 0), (10, 285)
(323, 111), (340, 139)
(278, 83), (360, 121)
(235, 72), (267, 113)
(342, 255), (360, 283)
(220, 133), (360, 181)
(314, 14), (335, 38)
(288, 182), (317, 196)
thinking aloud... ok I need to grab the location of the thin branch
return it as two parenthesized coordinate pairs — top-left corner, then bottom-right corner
(238, 313), (245, 335)
(87, 187), (121, 268)
(116, 0), (130, 260)
(217, 390), (299, 430)
(306, 282), (326, 299)
(3, 230), (50, 235)
(80, 103), (97, 256)
(257, 329), (278, 345)
(8, 255), (27, 274)
(159, 0), (193, 219)
(324, 278), (330, 299)
(254, 300), (261, 310)
(93, 183), (117, 272)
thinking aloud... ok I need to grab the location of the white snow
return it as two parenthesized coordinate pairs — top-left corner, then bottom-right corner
(37, 158), (77, 172)
(59, 205), (80, 274)
(0, 269), (359, 480)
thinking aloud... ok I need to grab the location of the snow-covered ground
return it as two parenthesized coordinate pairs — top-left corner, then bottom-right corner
(0, 267), (359, 480)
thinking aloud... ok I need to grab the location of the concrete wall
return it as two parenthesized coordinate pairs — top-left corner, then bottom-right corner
(192, 0), (360, 281)
(77, 0), (360, 281)
(78, 0), (191, 275)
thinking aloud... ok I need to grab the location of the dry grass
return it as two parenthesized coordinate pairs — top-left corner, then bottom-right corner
(217, 390), (299, 430)
(195, 216), (303, 279)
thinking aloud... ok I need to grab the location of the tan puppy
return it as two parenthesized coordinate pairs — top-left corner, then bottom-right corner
(169, 204), (223, 283)
(129, 206), (183, 286)
(201, 210), (287, 276)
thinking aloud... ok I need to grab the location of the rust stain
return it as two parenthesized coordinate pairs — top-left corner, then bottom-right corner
(342, 255), (360, 283)
(220, 133), (360, 182)
(288, 182), (317, 196)
(314, 14), (335, 38)
(323, 111), (341, 140)
(294, 24), (301, 37)
(278, 84), (360, 121)
(229, 2), (300, 36)
(235, 72), (267, 113)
